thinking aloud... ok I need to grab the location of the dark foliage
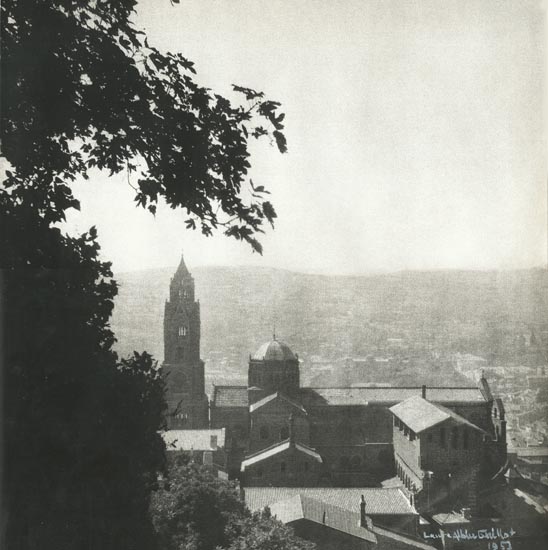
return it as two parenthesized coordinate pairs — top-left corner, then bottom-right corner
(151, 458), (315, 550)
(2, 0), (286, 253)
(1, 1), (286, 548)
(1, 198), (168, 550)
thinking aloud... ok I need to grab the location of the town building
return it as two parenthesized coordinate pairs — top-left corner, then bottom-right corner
(161, 254), (516, 548)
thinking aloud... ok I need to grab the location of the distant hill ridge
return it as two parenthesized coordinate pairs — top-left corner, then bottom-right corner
(110, 266), (548, 383)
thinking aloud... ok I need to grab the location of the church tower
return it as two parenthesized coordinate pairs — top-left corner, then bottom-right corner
(163, 253), (208, 429)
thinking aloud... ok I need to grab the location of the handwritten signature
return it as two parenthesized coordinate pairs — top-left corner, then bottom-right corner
(424, 527), (516, 542)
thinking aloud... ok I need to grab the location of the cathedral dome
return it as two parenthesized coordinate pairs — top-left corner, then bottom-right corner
(251, 339), (297, 362)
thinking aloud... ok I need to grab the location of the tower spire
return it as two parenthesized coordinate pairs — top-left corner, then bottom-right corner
(174, 250), (190, 278)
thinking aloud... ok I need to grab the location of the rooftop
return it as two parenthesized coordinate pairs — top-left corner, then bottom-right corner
(249, 392), (307, 414)
(212, 385), (248, 408)
(244, 486), (417, 516)
(269, 494), (377, 543)
(162, 428), (225, 451)
(300, 386), (486, 406)
(241, 441), (322, 470)
(389, 396), (486, 433)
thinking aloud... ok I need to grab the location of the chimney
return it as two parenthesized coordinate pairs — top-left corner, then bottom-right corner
(210, 435), (218, 450)
(360, 495), (366, 527)
(421, 385), (427, 399)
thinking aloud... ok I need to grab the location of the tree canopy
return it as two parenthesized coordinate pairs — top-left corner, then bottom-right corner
(151, 458), (315, 550)
(2, 0), (286, 252)
(1, 202), (168, 550)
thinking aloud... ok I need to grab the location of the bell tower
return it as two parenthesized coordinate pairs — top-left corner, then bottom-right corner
(163, 252), (208, 428)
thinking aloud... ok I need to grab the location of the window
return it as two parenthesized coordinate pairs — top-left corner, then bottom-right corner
(280, 462), (286, 473)
(280, 426), (289, 440)
(178, 326), (188, 337)
(260, 426), (269, 440)
(257, 467), (263, 478)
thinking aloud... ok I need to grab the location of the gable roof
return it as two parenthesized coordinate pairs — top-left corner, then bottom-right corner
(240, 441), (322, 471)
(269, 495), (377, 543)
(162, 428), (225, 451)
(212, 385), (248, 408)
(389, 396), (486, 433)
(300, 386), (485, 406)
(249, 392), (307, 415)
(244, 487), (417, 516)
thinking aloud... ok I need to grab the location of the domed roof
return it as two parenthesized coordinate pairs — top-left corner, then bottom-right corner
(251, 339), (297, 362)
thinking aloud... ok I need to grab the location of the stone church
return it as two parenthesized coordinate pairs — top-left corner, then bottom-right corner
(163, 254), (508, 516)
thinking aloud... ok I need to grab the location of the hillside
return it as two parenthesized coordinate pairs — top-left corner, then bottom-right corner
(110, 266), (548, 390)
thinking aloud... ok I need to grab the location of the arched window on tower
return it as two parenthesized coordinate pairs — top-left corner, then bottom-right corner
(178, 326), (188, 337)
(280, 426), (289, 440)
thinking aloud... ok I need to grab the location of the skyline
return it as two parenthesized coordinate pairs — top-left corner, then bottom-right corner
(63, 0), (547, 275)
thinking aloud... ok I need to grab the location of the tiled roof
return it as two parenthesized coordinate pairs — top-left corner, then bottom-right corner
(162, 428), (225, 451)
(244, 487), (417, 516)
(269, 495), (377, 543)
(390, 396), (486, 433)
(213, 385), (248, 408)
(300, 386), (485, 406)
(249, 392), (307, 414)
(241, 441), (322, 470)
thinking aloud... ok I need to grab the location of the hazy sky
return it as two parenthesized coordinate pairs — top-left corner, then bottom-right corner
(64, 0), (547, 274)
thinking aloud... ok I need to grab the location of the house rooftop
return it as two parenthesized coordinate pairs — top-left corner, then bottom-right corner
(162, 428), (225, 451)
(241, 441), (322, 471)
(249, 392), (307, 414)
(389, 396), (486, 434)
(244, 486), (417, 516)
(270, 494), (377, 543)
(212, 385), (248, 408)
(300, 386), (486, 407)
